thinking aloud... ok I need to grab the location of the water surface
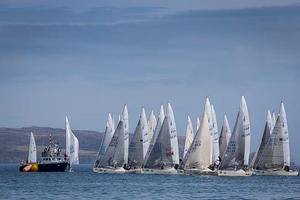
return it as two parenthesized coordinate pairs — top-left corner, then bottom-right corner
(0, 164), (299, 200)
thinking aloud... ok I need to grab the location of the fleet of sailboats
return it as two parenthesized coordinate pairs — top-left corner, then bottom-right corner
(20, 96), (298, 176)
(92, 97), (298, 176)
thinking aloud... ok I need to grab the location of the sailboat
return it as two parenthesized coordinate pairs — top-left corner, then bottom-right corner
(127, 107), (148, 172)
(183, 116), (194, 160)
(93, 105), (129, 173)
(94, 113), (115, 170)
(250, 110), (273, 168)
(181, 112), (217, 175)
(66, 116), (80, 168)
(19, 133), (38, 172)
(218, 96), (252, 176)
(252, 103), (298, 176)
(219, 115), (231, 159)
(142, 103), (180, 174)
(142, 105), (165, 170)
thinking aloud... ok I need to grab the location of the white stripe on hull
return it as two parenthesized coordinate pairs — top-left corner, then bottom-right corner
(218, 169), (252, 176)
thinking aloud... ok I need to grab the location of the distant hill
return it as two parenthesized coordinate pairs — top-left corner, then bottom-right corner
(0, 127), (185, 164)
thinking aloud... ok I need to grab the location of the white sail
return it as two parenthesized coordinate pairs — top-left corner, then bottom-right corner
(252, 111), (272, 169)
(94, 113), (115, 168)
(143, 105), (165, 167)
(219, 115), (231, 158)
(128, 111), (144, 168)
(139, 108), (149, 159)
(167, 103), (179, 165)
(147, 110), (157, 148)
(112, 115), (115, 133)
(280, 102), (290, 167)
(28, 132), (37, 163)
(65, 116), (79, 165)
(121, 105), (129, 165)
(272, 112), (276, 129)
(219, 96), (250, 169)
(181, 112), (212, 170)
(267, 110), (274, 133)
(183, 116), (194, 159)
(211, 104), (219, 162)
(204, 97), (213, 163)
(196, 117), (200, 131)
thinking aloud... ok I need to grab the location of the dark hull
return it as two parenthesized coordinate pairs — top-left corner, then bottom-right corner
(20, 162), (69, 172)
(38, 162), (69, 172)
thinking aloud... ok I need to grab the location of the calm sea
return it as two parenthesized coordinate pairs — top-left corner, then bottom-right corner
(0, 164), (299, 200)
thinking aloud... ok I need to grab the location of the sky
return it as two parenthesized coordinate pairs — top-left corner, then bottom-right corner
(0, 1), (300, 163)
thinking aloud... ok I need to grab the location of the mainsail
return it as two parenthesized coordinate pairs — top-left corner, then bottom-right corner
(94, 113), (115, 168)
(147, 110), (157, 150)
(181, 112), (212, 170)
(219, 115), (231, 159)
(252, 112), (272, 169)
(267, 110), (274, 133)
(122, 105), (129, 165)
(183, 116), (194, 159)
(250, 110), (273, 168)
(128, 108), (148, 168)
(272, 112), (276, 129)
(280, 102), (290, 167)
(144, 103), (179, 169)
(28, 132), (37, 163)
(204, 97), (213, 163)
(211, 104), (219, 162)
(66, 116), (79, 165)
(167, 103), (180, 165)
(143, 105), (165, 167)
(219, 96), (250, 170)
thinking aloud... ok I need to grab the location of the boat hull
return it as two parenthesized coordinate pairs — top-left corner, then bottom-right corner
(253, 169), (299, 176)
(93, 167), (129, 174)
(218, 169), (252, 176)
(141, 168), (179, 175)
(19, 162), (69, 172)
(184, 168), (218, 176)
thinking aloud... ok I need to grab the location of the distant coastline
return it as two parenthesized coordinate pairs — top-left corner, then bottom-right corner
(0, 126), (185, 164)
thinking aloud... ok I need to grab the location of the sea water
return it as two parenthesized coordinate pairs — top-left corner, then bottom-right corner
(0, 164), (299, 200)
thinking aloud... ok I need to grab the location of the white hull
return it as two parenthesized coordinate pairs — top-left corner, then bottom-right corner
(184, 168), (218, 176)
(253, 169), (299, 176)
(141, 168), (178, 175)
(218, 169), (252, 176)
(93, 167), (128, 174)
(126, 168), (143, 174)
